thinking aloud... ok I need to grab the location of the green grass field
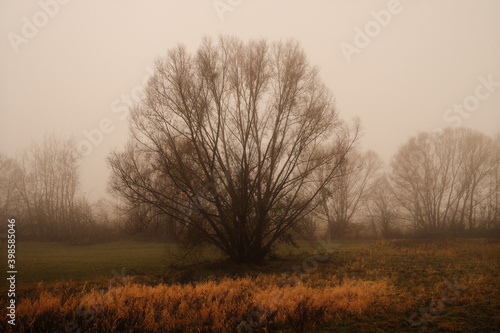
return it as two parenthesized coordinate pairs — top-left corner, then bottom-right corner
(1, 238), (499, 332)
(2, 241), (173, 286)
(1, 239), (372, 287)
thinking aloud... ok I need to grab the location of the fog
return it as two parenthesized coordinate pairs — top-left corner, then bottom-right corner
(1, 0), (499, 201)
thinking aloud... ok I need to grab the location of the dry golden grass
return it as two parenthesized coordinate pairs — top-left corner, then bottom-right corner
(10, 276), (390, 332)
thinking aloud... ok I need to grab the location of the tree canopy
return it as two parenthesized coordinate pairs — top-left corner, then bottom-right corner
(108, 36), (357, 262)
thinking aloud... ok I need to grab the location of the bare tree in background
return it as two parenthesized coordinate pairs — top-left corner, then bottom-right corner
(317, 150), (381, 239)
(15, 134), (80, 239)
(476, 133), (500, 230)
(109, 36), (356, 263)
(391, 127), (497, 233)
(364, 174), (400, 238)
(0, 154), (21, 221)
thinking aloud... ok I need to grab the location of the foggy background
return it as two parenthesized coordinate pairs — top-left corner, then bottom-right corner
(1, 0), (499, 201)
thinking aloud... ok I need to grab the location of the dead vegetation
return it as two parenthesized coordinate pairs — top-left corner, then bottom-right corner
(7, 276), (389, 332)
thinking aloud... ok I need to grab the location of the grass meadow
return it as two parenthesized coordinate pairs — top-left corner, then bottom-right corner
(1, 238), (499, 332)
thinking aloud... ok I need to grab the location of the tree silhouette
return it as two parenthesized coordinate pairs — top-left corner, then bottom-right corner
(109, 36), (356, 262)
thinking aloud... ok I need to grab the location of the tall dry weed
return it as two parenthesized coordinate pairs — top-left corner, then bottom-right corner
(7, 276), (390, 332)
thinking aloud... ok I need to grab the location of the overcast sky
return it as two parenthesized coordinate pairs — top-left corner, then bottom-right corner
(1, 0), (499, 201)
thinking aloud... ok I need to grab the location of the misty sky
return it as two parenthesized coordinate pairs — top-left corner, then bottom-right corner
(1, 0), (499, 201)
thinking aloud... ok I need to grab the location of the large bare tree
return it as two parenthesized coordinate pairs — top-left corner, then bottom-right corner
(109, 36), (355, 262)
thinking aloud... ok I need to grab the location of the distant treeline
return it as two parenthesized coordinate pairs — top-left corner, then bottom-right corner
(2, 127), (498, 245)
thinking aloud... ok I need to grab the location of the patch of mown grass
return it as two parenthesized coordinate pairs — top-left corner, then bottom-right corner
(319, 238), (500, 332)
(2, 241), (227, 287)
